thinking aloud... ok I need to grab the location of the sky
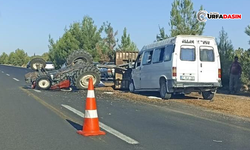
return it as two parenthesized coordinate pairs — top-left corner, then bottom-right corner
(0, 0), (249, 56)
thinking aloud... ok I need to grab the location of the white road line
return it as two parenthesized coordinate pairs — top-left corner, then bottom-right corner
(1, 71), (4, 73)
(6, 74), (10, 76)
(61, 104), (139, 145)
(13, 78), (19, 81)
(34, 90), (41, 93)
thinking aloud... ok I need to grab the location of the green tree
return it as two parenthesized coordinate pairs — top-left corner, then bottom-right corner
(41, 52), (50, 61)
(80, 16), (102, 56)
(49, 16), (102, 67)
(8, 52), (17, 65)
(7, 49), (29, 66)
(156, 26), (169, 41)
(217, 27), (234, 58)
(234, 47), (250, 85)
(216, 27), (234, 87)
(239, 49), (250, 85)
(170, 0), (205, 37)
(68, 16), (103, 60)
(0, 52), (9, 64)
(117, 28), (138, 52)
(245, 25), (250, 45)
(14, 49), (29, 66)
(49, 31), (80, 67)
(96, 22), (118, 62)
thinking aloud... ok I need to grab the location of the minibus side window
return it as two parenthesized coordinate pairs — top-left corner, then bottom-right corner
(164, 45), (174, 61)
(142, 50), (153, 65)
(152, 48), (165, 63)
(135, 53), (142, 68)
(180, 46), (195, 61)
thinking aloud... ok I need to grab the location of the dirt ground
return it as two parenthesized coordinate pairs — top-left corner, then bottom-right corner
(96, 82), (250, 119)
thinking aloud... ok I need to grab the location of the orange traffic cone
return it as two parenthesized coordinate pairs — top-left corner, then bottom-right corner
(77, 78), (106, 136)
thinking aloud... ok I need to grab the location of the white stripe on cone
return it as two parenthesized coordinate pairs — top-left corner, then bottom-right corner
(85, 110), (98, 118)
(87, 90), (95, 98)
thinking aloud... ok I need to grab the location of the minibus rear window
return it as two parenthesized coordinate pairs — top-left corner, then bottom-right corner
(180, 47), (195, 61)
(200, 47), (214, 62)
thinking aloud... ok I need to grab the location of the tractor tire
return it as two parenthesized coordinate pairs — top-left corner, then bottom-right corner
(36, 75), (52, 90)
(30, 58), (46, 71)
(66, 50), (93, 66)
(73, 65), (101, 90)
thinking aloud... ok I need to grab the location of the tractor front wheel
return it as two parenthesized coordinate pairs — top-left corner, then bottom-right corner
(36, 75), (52, 90)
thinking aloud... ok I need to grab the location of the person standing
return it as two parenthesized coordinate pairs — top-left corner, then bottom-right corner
(229, 56), (242, 94)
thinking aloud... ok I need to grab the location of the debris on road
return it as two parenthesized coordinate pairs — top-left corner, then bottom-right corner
(98, 81), (105, 87)
(148, 96), (162, 100)
(103, 92), (114, 95)
(213, 140), (223, 143)
(61, 87), (73, 92)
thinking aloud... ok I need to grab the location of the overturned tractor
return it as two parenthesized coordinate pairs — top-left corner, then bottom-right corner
(25, 50), (100, 90)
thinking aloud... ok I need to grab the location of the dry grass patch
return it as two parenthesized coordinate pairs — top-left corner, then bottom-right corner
(96, 82), (250, 118)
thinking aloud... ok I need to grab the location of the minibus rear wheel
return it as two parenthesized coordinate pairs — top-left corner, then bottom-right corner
(160, 79), (172, 100)
(202, 91), (214, 100)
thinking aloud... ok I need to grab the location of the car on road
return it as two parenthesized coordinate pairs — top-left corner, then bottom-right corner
(129, 35), (221, 100)
(45, 61), (55, 70)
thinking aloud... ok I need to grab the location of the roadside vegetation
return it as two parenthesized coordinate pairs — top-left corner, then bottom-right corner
(0, 0), (249, 88)
(95, 83), (250, 118)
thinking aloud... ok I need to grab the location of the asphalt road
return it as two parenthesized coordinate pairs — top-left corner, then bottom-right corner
(1, 64), (250, 150)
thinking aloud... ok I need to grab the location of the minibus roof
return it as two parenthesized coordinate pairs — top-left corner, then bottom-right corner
(141, 35), (215, 51)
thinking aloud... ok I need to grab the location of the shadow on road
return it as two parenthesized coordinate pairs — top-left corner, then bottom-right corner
(66, 119), (82, 130)
(21, 85), (32, 89)
(121, 91), (200, 100)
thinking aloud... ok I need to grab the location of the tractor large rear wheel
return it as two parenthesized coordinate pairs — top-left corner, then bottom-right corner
(66, 50), (93, 66)
(30, 58), (46, 71)
(73, 65), (101, 90)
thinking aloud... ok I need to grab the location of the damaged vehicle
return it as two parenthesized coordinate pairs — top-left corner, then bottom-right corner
(25, 50), (101, 90)
(129, 35), (222, 100)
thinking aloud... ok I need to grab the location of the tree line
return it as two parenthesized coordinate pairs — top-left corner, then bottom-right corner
(0, 0), (249, 87)
(0, 49), (30, 67)
(48, 18), (138, 68)
(0, 49), (49, 67)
